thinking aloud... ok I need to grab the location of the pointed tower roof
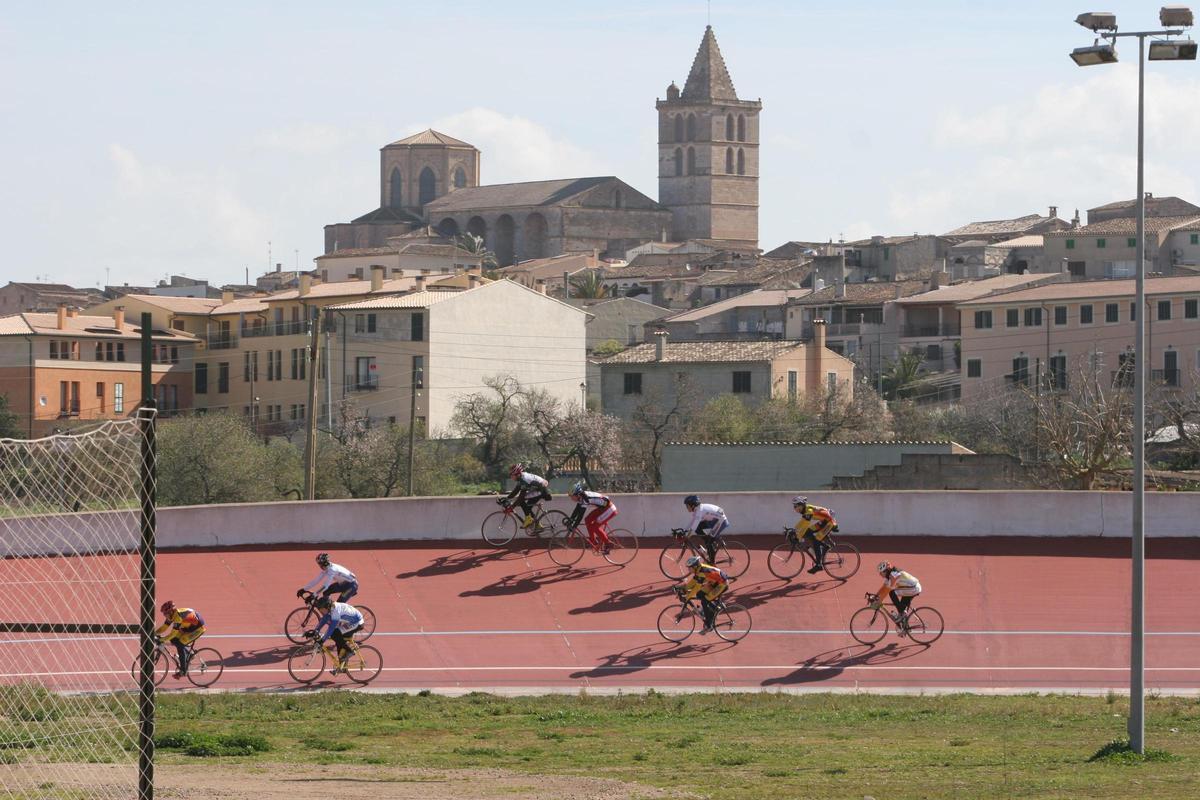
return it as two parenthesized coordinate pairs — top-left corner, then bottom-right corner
(386, 129), (475, 148)
(681, 26), (738, 102)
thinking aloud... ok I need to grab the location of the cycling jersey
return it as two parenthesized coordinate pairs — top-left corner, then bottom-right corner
(303, 563), (357, 593)
(681, 564), (728, 601)
(882, 570), (922, 597)
(687, 503), (728, 535)
(316, 602), (365, 642)
(154, 608), (205, 643)
(795, 504), (835, 540)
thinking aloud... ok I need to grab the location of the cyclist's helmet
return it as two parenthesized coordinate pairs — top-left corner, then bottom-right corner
(315, 595), (333, 610)
(685, 555), (703, 569)
(877, 560), (893, 576)
(792, 495), (808, 509)
(684, 494), (700, 509)
(316, 552), (330, 568)
(570, 481), (587, 500)
(509, 463), (525, 480)
(160, 600), (176, 617)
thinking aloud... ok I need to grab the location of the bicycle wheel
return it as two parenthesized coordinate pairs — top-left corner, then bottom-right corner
(767, 541), (807, 580)
(539, 510), (570, 537)
(849, 606), (889, 645)
(714, 539), (750, 578)
(344, 644), (384, 685)
(481, 510), (519, 546)
(602, 528), (639, 565)
(186, 648), (224, 688)
(287, 644), (327, 684)
(656, 603), (697, 643)
(658, 543), (693, 579)
(130, 648), (170, 686)
(284, 606), (316, 644)
(906, 606), (945, 645)
(547, 528), (586, 566)
(712, 601), (752, 642)
(822, 542), (861, 580)
(354, 606), (377, 643)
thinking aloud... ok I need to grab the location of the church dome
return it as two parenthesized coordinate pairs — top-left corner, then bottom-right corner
(666, 81), (680, 101)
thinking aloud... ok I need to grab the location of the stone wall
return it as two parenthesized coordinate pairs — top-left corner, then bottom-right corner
(832, 453), (1037, 490)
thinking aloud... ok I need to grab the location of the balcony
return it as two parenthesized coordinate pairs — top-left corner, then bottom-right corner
(200, 333), (238, 350)
(241, 321), (307, 338)
(1151, 368), (1181, 387)
(348, 375), (379, 392)
(902, 322), (961, 338)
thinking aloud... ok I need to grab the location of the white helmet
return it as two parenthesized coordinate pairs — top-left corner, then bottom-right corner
(877, 560), (893, 575)
(685, 555), (703, 569)
(791, 495), (808, 508)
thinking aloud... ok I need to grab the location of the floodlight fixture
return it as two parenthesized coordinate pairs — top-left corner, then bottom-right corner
(1071, 43), (1119, 65)
(1149, 37), (1198, 58)
(1160, 5), (1194, 27)
(1076, 11), (1118, 31)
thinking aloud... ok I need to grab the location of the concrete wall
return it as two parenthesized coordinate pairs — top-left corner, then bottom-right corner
(832, 453), (1037, 490)
(661, 443), (961, 491)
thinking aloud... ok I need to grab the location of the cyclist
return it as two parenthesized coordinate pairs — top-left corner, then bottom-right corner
(683, 495), (729, 564)
(312, 595), (365, 676)
(676, 555), (729, 635)
(567, 482), (617, 553)
(791, 495), (837, 574)
(501, 463), (552, 532)
(154, 601), (206, 679)
(871, 561), (923, 636)
(298, 553), (358, 603)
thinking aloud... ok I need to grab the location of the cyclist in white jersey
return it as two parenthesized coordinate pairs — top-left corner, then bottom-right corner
(298, 553), (359, 603)
(683, 495), (729, 564)
(312, 596), (365, 675)
(501, 463), (552, 532)
(871, 560), (923, 636)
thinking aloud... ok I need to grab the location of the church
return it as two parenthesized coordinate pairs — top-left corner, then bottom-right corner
(322, 25), (761, 266)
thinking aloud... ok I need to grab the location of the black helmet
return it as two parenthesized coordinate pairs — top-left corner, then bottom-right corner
(316, 552), (330, 567)
(315, 595), (333, 610)
(684, 495), (700, 509)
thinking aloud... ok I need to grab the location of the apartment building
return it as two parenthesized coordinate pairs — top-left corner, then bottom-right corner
(1042, 214), (1200, 279)
(958, 276), (1200, 401)
(0, 306), (195, 437)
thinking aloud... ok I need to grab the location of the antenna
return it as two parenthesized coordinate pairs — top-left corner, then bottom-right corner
(707, 0), (711, 26)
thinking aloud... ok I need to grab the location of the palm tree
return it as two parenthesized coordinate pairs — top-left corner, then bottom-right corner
(453, 233), (499, 274)
(569, 270), (610, 300)
(882, 351), (925, 401)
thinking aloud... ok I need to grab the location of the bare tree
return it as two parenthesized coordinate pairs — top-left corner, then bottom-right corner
(1027, 365), (1132, 489)
(450, 375), (526, 478)
(627, 373), (694, 489)
(518, 387), (570, 475)
(560, 409), (624, 486)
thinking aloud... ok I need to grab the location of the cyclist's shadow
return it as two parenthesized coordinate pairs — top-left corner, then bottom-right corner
(459, 563), (624, 597)
(395, 547), (523, 579)
(734, 576), (842, 608)
(570, 639), (736, 679)
(760, 641), (931, 686)
(567, 581), (675, 615)
(219, 645), (294, 668)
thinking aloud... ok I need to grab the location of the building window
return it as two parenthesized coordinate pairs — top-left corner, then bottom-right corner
(1049, 354), (1067, 390)
(1068, 261), (1086, 276)
(1127, 237), (1137, 247)
(353, 356), (377, 391)
(1066, 239), (1075, 249)
(686, 147), (696, 175)
(974, 310), (992, 329)
(1006, 308), (1019, 327)
(725, 113), (734, 140)
(883, 247), (890, 261)
(787, 370), (797, 400)
(1054, 306), (1067, 326)
(413, 355), (424, 389)
(1097, 238), (1106, 248)
(218, 363), (229, 394)
(453, 167), (466, 189)
(673, 148), (682, 176)
(967, 359), (982, 378)
(1158, 300), (1172, 320)
(673, 115), (683, 142)
(1187, 299), (1198, 319)
(732, 371), (751, 393)
(1011, 356), (1030, 386)
(355, 314), (366, 333)
(623, 372), (642, 395)
(96, 382), (105, 413)
(736, 148), (745, 175)
(1024, 307), (1042, 327)
(1105, 303), (1119, 323)
(195, 362), (208, 394)
(367, 314), (377, 333)
(1191, 233), (1199, 245)
(114, 382), (124, 413)
(411, 312), (424, 342)
(686, 113), (696, 141)
(59, 381), (80, 416)
(1130, 302), (1136, 322)
(266, 350), (275, 381)
(736, 114), (746, 142)
(1080, 304), (1093, 325)
(725, 148), (734, 174)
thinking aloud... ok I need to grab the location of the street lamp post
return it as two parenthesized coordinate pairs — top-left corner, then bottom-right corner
(1070, 5), (1195, 755)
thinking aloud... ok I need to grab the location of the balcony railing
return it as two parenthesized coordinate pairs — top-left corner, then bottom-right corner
(241, 321), (307, 338)
(1151, 368), (1181, 387)
(902, 322), (961, 338)
(348, 375), (379, 392)
(199, 333), (238, 350)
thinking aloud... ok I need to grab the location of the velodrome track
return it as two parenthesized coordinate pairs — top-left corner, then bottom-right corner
(8, 536), (1200, 694)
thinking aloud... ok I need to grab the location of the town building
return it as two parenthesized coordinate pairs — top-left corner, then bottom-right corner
(1042, 214), (1200, 279)
(1086, 195), (1200, 225)
(660, 287), (811, 341)
(843, 235), (951, 280)
(0, 282), (105, 315)
(940, 208), (1072, 246)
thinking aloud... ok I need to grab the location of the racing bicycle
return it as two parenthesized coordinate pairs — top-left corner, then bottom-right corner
(656, 589), (751, 643)
(287, 631), (384, 685)
(849, 593), (944, 645)
(129, 637), (223, 688)
(767, 527), (860, 580)
(481, 499), (560, 546)
(547, 516), (639, 566)
(285, 589), (377, 645)
(659, 528), (750, 579)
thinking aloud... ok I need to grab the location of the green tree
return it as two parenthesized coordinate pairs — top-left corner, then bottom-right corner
(0, 393), (21, 439)
(569, 270), (610, 299)
(592, 339), (626, 357)
(686, 395), (756, 442)
(157, 413), (274, 505)
(882, 351), (926, 401)
(453, 233), (499, 272)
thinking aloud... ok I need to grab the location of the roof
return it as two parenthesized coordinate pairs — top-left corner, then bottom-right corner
(116, 294), (222, 314)
(319, 246), (398, 258)
(1044, 215), (1200, 237)
(5, 282), (86, 293)
(424, 176), (637, 214)
(695, 258), (810, 287)
(328, 289), (474, 311)
(1088, 196), (1200, 213)
(212, 297), (270, 314)
(949, 239), (991, 249)
(385, 129), (475, 148)
(681, 26), (739, 102)
(395, 243), (476, 259)
(349, 206), (424, 225)
(941, 213), (1054, 239)
(791, 280), (929, 306)
(600, 339), (805, 365)
(664, 288), (813, 322)
(0, 312), (196, 340)
(496, 252), (597, 279)
(959, 276), (1200, 306)
(896, 273), (1059, 306)
(991, 234), (1045, 248)
(267, 277), (417, 301)
(846, 234), (938, 247)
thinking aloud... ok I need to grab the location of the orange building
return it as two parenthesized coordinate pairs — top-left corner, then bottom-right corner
(0, 305), (196, 437)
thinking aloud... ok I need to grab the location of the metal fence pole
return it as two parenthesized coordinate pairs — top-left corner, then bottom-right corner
(137, 312), (157, 799)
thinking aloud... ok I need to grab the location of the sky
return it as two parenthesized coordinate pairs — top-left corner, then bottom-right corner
(2, 0), (1199, 289)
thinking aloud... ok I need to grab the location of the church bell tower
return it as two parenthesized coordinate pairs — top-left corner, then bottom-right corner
(657, 26), (761, 247)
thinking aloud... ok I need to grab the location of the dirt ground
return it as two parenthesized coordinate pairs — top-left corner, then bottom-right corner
(2, 762), (686, 799)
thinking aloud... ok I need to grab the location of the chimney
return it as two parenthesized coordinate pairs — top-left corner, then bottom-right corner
(370, 264), (385, 291)
(66, 307), (78, 319)
(415, 275), (427, 292)
(275, 262), (282, 273)
(894, 283), (903, 300)
(654, 329), (668, 361)
(1072, 209), (1081, 228)
(1049, 205), (1058, 219)
(221, 289), (234, 304)
(56, 302), (67, 330)
(563, 271), (571, 294)
(835, 275), (846, 298)
(468, 273), (481, 288)
(113, 306), (125, 329)
(809, 319), (827, 392)
(535, 278), (547, 294)
(811, 318), (827, 351)
(299, 274), (312, 296)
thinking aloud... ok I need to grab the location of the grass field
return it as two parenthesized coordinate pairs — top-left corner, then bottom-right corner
(142, 691), (1198, 799)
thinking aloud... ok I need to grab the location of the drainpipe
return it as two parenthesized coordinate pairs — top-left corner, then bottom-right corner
(23, 334), (34, 437)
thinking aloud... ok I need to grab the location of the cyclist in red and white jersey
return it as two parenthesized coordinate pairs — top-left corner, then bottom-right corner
(567, 482), (617, 552)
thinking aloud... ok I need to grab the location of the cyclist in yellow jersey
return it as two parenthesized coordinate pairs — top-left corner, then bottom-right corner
(791, 495), (837, 574)
(676, 555), (729, 634)
(154, 600), (206, 678)
(871, 561), (923, 637)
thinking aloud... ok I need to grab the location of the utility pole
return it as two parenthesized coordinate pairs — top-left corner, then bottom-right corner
(406, 362), (423, 496)
(302, 311), (322, 500)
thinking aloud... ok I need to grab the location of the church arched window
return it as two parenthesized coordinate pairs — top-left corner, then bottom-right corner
(389, 167), (403, 208)
(673, 115), (683, 143)
(418, 167), (437, 206)
(725, 114), (734, 140)
(737, 114), (746, 142)
(673, 148), (683, 176)
(453, 167), (467, 189)
(686, 113), (696, 142)
(737, 148), (745, 175)
(725, 148), (734, 174)
(686, 147), (696, 175)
